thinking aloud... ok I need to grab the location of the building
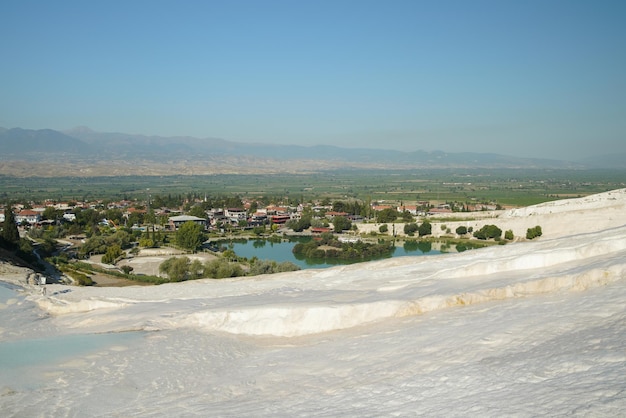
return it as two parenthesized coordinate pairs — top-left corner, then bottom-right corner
(168, 215), (206, 230)
(16, 210), (41, 225)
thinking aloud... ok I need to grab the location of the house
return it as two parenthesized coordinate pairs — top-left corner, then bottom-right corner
(168, 215), (206, 230)
(372, 204), (394, 212)
(225, 208), (247, 223)
(398, 205), (418, 215)
(249, 212), (268, 226)
(270, 214), (291, 225)
(427, 208), (452, 215)
(16, 210), (41, 225)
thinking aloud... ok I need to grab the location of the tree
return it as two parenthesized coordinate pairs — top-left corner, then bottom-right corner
(101, 244), (123, 264)
(42, 206), (61, 221)
(505, 229), (514, 240)
(2, 206), (19, 245)
(379, 224), (388, 233)
(473, 224), (502, 240)
(526, 225), (542, 240)
(377, 208), (398, 223)
(404, 223), (418, 236)
(159, 256), (191, 281)
(455, 226), (468, 235)
(176, 221), (204, 252)
(418, 221), (432, 237)
(332, 216), (352, 233)
(189, 259), (204, 279)
(203, 258), (244, 279)
(121, 265), (134, 275)
(187, 205), (206, 219)
(287, 216), (311, 232)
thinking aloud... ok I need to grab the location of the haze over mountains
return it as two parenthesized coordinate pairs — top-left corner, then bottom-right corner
(1, 127), (623, 176)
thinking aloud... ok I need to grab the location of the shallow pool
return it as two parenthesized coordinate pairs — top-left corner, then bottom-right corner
(0, 282), (145, 390)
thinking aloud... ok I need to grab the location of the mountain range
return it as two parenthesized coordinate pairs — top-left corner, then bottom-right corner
(1, 127), (623, 176)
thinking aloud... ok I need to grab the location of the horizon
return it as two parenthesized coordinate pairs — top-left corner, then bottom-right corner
(2, 1), (625, 160)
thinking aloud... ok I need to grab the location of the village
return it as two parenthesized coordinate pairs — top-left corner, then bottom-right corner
(0, 193), (524, 285)
(0, 195), (502, 234)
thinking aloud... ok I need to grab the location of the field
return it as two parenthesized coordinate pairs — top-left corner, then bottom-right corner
(1, 168), (624, 207)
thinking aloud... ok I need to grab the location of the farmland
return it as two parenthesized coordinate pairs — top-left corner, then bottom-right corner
(1, 168), (624, 207)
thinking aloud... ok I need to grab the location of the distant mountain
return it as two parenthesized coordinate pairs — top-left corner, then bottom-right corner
(578, 152), (626, 169)
(0, 126), (597, 175)
(0, 127), (94, 155)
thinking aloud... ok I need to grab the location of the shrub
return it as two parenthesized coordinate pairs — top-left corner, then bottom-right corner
(455, 226), (467, 235)
(404, 223), (418, 236)
(159, 256), (191, 281)
(379, 224), (388, 233)
(504, 230), (514, 240)
(248, 259), (300, 276)
(473, 225), (502, 240)
(526, 225), (543, 240)
(101, 244), (124, 264)
(418, 221), (432, 236)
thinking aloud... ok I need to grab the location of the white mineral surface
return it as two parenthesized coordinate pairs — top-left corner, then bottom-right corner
(1, 189), (625, 417)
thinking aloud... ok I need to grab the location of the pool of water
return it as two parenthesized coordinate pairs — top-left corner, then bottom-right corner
(0, 283), (17, 303)
(0, 282), (145, 390)
(216, 237), (442, 269)
(0, 332), (142, 370)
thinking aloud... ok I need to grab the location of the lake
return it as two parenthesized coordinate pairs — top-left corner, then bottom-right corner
(215, 237), (444, 269)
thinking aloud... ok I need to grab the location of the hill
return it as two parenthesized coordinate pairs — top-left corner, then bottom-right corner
(1, 189), (625, 415)
(0, 126), (589, 176)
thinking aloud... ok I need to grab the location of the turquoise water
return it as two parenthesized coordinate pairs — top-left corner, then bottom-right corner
(0, 332), (142, 370)
(0, 283), (17, 303)
(217, 238), (441, 269)
(0, 282), (145, 389)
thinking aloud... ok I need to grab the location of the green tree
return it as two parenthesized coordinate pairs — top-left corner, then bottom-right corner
(139, 237), (155, 248)
(404, 223), (418, 236)
(121, 265), (134, 274)
(189, 259), (204, 279)
(187, 205), (206, 219)
(473, 224), (502, 240)
(377, 208), (398, 223)
(159, 256), (191, 281)
(203, 258), (244, 279)
(2, 206), (19, 245)
(418, 221), (432, 237)
(332, 216), (352, 232)
(176, 221), (204, 252)
(504, 229), (514, 240)
(145, 208), (157, 225)
(379, 224), (388, 233)
(455, 226), (468, 235)
(42, 206), (61, 221)
(526, 225), (542, 240)
(101, 244), (123, 264)
(287, 216), (311, 232)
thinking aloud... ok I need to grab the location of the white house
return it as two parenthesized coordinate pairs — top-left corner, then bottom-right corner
(16, 210), (41, 225)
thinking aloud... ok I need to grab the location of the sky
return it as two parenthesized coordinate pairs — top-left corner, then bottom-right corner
(1, 0), (625, 160)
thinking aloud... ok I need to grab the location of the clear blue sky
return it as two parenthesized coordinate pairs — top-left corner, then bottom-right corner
(1, 0), (625, 160)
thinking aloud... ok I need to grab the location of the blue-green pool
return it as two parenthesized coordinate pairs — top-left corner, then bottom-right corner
(216, 237), (441, 269)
